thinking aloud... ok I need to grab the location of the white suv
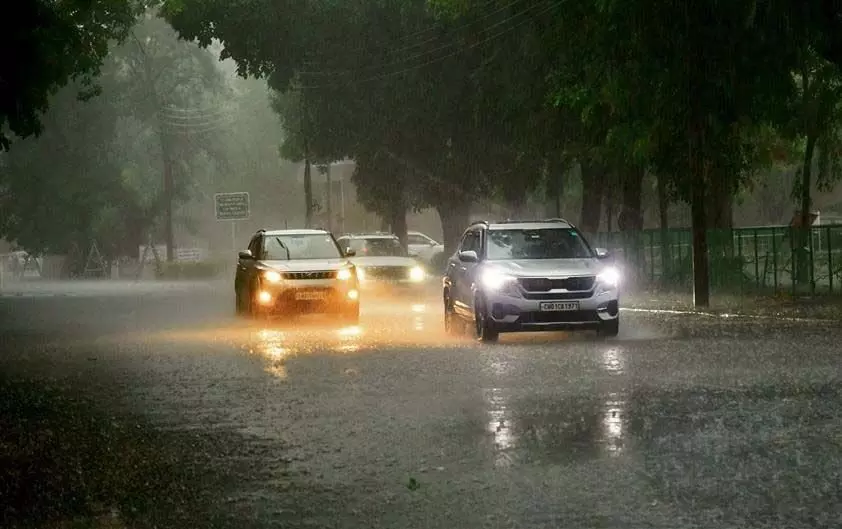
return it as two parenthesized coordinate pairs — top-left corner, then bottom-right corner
(234, 229), (360, 323)
(442, 219), (620, 342)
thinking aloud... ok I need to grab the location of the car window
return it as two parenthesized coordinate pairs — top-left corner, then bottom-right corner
(486, 228), (592, 260)
(348, 238), (406, 256)
(460, 230), (480, 254)
(408, 234), (430, 245)
(263, 233), (341, 260)
(248, 236), (262, 258)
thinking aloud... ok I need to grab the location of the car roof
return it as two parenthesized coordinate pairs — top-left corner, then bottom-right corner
(487, 221), (573, 230)
(339, 233), (398, 239)
(262, 229), (331, 236)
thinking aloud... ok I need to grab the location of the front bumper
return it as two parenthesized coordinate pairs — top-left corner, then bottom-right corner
(485, 289), (619, 332)
(256, 279), (359, 314)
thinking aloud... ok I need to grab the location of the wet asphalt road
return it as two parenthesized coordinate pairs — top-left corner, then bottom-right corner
(2, 280), (842, 528)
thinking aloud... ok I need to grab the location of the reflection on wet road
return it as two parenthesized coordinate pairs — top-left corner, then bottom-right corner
(3, 281), (842, 528)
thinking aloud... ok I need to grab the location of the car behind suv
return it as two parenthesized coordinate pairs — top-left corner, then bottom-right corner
(442, 219), (620, 341)
(235, 228), (360, 322)
(336, 233), (426, 291)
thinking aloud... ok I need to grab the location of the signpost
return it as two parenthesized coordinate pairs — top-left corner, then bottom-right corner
(215, 192), (250, 254)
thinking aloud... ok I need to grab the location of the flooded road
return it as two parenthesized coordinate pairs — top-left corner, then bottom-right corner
(2, 280), (841, 528)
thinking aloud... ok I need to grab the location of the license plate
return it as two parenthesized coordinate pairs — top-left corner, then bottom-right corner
(295, 290), (327, 301)
(540, 301), (579, 312)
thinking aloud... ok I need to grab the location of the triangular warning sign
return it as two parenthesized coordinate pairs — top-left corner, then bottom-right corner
(84, 241), (105, 274)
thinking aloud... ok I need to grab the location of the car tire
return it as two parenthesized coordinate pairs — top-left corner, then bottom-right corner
(598, 317), (619, 338)
(235, 289), (245, 316)
(443, 291), (461, 336)
(341, 304), (360, 325)
(473, 295), (499, 343)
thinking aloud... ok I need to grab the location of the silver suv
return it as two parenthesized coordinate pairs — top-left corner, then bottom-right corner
(442, 219), (620, 341)
(235, 229), (360, 323)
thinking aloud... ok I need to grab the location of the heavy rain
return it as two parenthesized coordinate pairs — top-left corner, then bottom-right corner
(2, 2), (842, 529)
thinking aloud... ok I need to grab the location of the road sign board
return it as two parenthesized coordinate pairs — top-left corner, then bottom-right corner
(215, 192), (250, 221)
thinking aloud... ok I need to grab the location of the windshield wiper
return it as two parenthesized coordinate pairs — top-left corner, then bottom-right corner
(273, 237), (291, 260)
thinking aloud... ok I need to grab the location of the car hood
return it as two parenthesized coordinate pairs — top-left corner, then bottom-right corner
(258, 258), (351, 271)
(350, 256), (418, 267)
(486, 258), (603, 277)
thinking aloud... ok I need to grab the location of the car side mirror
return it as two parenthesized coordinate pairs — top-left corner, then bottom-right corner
(345, 248), (356, 257)
(238, 250), (254, 260)
(458, 250), (478, 263)
(595, 248), (611, 259)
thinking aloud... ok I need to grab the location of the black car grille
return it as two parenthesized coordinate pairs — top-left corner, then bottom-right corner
(364, 266), (410, 280)
(518, 276), (595, 292)
(523, 291), (594, 300)
(283, 271), (337, 280)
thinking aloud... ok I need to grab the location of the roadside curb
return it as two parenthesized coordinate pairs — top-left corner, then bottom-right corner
(621, 306), (837, 323)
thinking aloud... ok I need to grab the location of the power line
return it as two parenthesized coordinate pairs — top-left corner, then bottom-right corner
(302, 1), (560, 90)
(300, 0), (530, 76)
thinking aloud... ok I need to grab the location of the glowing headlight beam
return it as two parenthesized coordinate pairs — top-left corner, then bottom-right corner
(409, 266), (426, 282)
(482, 269), (516, 290)
(337, 268), (353, 281)
(597, 267), (621, 288)
(263, 270), (282, 283)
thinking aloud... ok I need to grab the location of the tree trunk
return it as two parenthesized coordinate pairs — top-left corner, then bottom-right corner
(657, 173), (673, 281)
(705, 173), (733, 229)
(797, 133), (817, 285)
(657, 173), (669, 232)
(163, 157), (174, 262)
(437, 202), (471, 257)
(579, 163), (603, 234)
(304, 159), (313, 229)
(389, 203), (408, 251)
(620, 166), (644, 232)
(690, 129), (710, 308)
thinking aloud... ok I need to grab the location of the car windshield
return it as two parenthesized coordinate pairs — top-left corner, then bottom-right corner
(486, 228), (593, 260)
(263, 234), (341, 260)
(349, 238), (406, 257)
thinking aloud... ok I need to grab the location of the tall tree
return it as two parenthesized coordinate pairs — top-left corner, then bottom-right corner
(0, 0), (142, 149)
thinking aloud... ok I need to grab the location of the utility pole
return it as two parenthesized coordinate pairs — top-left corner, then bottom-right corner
(300, 76), (314, 229)
(325, 163), (333, 233)
(133, 31), (175, 262)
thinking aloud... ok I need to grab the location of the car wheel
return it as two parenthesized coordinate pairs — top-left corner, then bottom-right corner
(341, 304), (360, 325)
(443, 291), (461, 336)
(598, 317), (619, 338)
(473, 295), (499, 343)
(235, 289), (245, 315)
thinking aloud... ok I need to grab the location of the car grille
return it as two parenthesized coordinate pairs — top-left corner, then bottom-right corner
(518, 276), (595, 292)
(363, 266), (410, 280)
(283, 271), (337, 280)
(523, 291), (594, 300)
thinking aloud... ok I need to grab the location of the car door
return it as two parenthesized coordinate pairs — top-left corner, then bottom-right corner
(407, 233), (430, 258)
(452, 229), (481, 316)
(238, 234), (262, 293)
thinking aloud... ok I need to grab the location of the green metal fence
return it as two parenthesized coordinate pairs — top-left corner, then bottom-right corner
(590, 225), (842, 295)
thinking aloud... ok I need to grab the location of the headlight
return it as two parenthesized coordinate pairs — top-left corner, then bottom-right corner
(337, 268), (353, 281)
(409, 266), (425, 282)
(481, 269), (517, 291)
(597, 266), (621, 288)
(356, 268), (366, 281)
(263, 270), (282, 283)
